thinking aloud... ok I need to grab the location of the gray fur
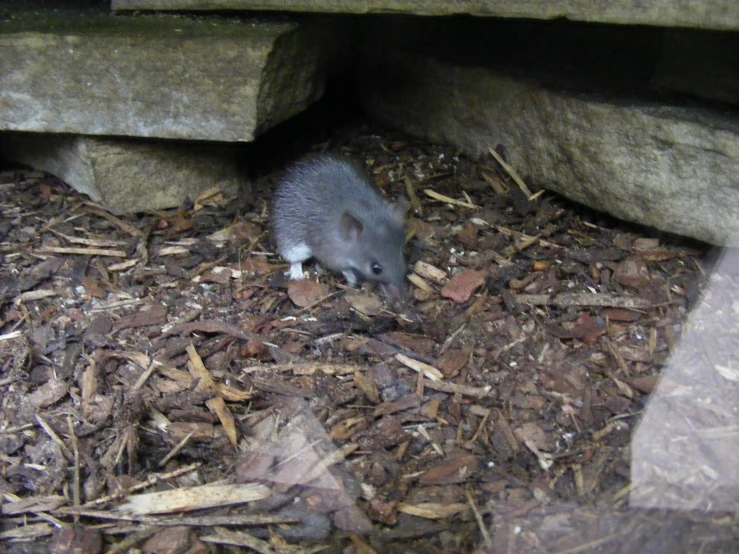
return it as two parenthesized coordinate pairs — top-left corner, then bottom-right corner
(271, 153), (408, 298)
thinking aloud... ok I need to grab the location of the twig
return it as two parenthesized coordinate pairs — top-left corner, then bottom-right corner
(159, 431), (194, 468)
(488, 148), (533, 198)
(515, 292), (651, 309)
(34, 246), (127, 257)
(423, 379), (493, 399)
(467, 489), (492, 548)
(395, 353), (444, 381)
(67, 415), (81, 520)
(439, 323), (466, 354)
(75, 462), (203, 508)
(0, 331), (22, 342)
(35, 415), (73, 460)
(424, 189), (479, 209)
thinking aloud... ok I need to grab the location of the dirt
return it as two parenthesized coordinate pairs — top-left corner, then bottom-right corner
(1, 127), (738, 554)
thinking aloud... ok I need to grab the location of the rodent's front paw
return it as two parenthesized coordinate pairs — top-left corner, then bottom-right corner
(287, 263), (306, 280)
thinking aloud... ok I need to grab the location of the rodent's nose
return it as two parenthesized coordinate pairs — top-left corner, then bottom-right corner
(382, 280), (408, 301)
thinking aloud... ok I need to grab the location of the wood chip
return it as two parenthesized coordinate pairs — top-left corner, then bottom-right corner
(397, 502), (469, 519)
(422, 379), (492, 399)
(488, 147), (533, 198)
(418, 454), (479, 485)
(441, 270), (486, 303)
(34, 246), (127, 257)
(514, 293), (652, 309)
(413, 261), (447, 284)
(113, 483), (271, 515)
(395, 353), (444, 381)
(408, 273), (434, 293)
(424, 189), (480, 209)
(187, 343), (238, 448)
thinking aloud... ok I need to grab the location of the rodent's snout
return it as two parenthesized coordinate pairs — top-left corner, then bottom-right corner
(381, 279), (408, 301)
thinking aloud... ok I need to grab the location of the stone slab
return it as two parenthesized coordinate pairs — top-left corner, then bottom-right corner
(632, 247), (739, 512)
(359, 47), (739, 246)
(111, 0), (739, 32)
(0, 9), (330, 141)
(1, 132), (247, 214)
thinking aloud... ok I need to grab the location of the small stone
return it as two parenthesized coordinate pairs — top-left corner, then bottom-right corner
(614, 257), (651, 288)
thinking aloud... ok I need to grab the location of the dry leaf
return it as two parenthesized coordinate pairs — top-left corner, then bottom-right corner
(287, 280), (328, 308)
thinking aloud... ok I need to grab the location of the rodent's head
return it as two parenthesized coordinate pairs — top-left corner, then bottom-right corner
(339, 198), (408, 300)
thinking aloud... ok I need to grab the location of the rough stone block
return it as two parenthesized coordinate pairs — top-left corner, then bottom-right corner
(1, 132), (247, 214)
(359, 46), (739, 246)
(111, 0), (739, 32)
(1, 10), (330, 141)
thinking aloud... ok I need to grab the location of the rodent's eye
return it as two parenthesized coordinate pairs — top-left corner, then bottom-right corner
(371, 262), (383, 275)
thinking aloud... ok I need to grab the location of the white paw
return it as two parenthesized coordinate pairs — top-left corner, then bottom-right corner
(288, 263), (306, 280)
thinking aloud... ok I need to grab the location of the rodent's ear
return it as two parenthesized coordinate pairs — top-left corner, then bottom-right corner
(392, 197), (410, 224)
(339, 212), (364, 241)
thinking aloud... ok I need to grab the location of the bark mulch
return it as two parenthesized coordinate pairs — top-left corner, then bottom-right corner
(1, 129), (738, 553)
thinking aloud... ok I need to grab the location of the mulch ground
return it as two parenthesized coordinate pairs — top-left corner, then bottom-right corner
(1, 126), (738, 554)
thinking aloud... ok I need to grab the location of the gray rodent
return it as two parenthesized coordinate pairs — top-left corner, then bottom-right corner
(271, 153), (408, 299)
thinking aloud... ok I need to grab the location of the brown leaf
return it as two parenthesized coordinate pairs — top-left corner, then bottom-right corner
(288, 280), (328, 308)
(23, 379), (69, 412)
(514, 422), (555, 452)
(173, 210), (195, 233)
(441, 270), (485, 303)
(333, 505), (374, 535)
(629, 375), (659, 394)
(379, 332), (437, 356)
(114, 304), (168, 330)
(166, 422), (215, 443)
(437, 349), (470, 378)
(456, 223), (478, 250)
(228, 221), (263, 241)
(373, 395), (421, 417)
(142, 526), (193, 554)
(409, 218), (437, 243)
(354, 370), (381, 404)
(418, 454), (479, 485)
(167, 320), (252, 341)
(601, 308), (641, 322)
(572, 313), (606, 345)
(242, 336), (269, 357)
(420, 399), (441, 419)
(358, 416), (409, 450)
(237, 258), (275, 275)
(345, 292), (384, 316)
(81, 276), (106, 299)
